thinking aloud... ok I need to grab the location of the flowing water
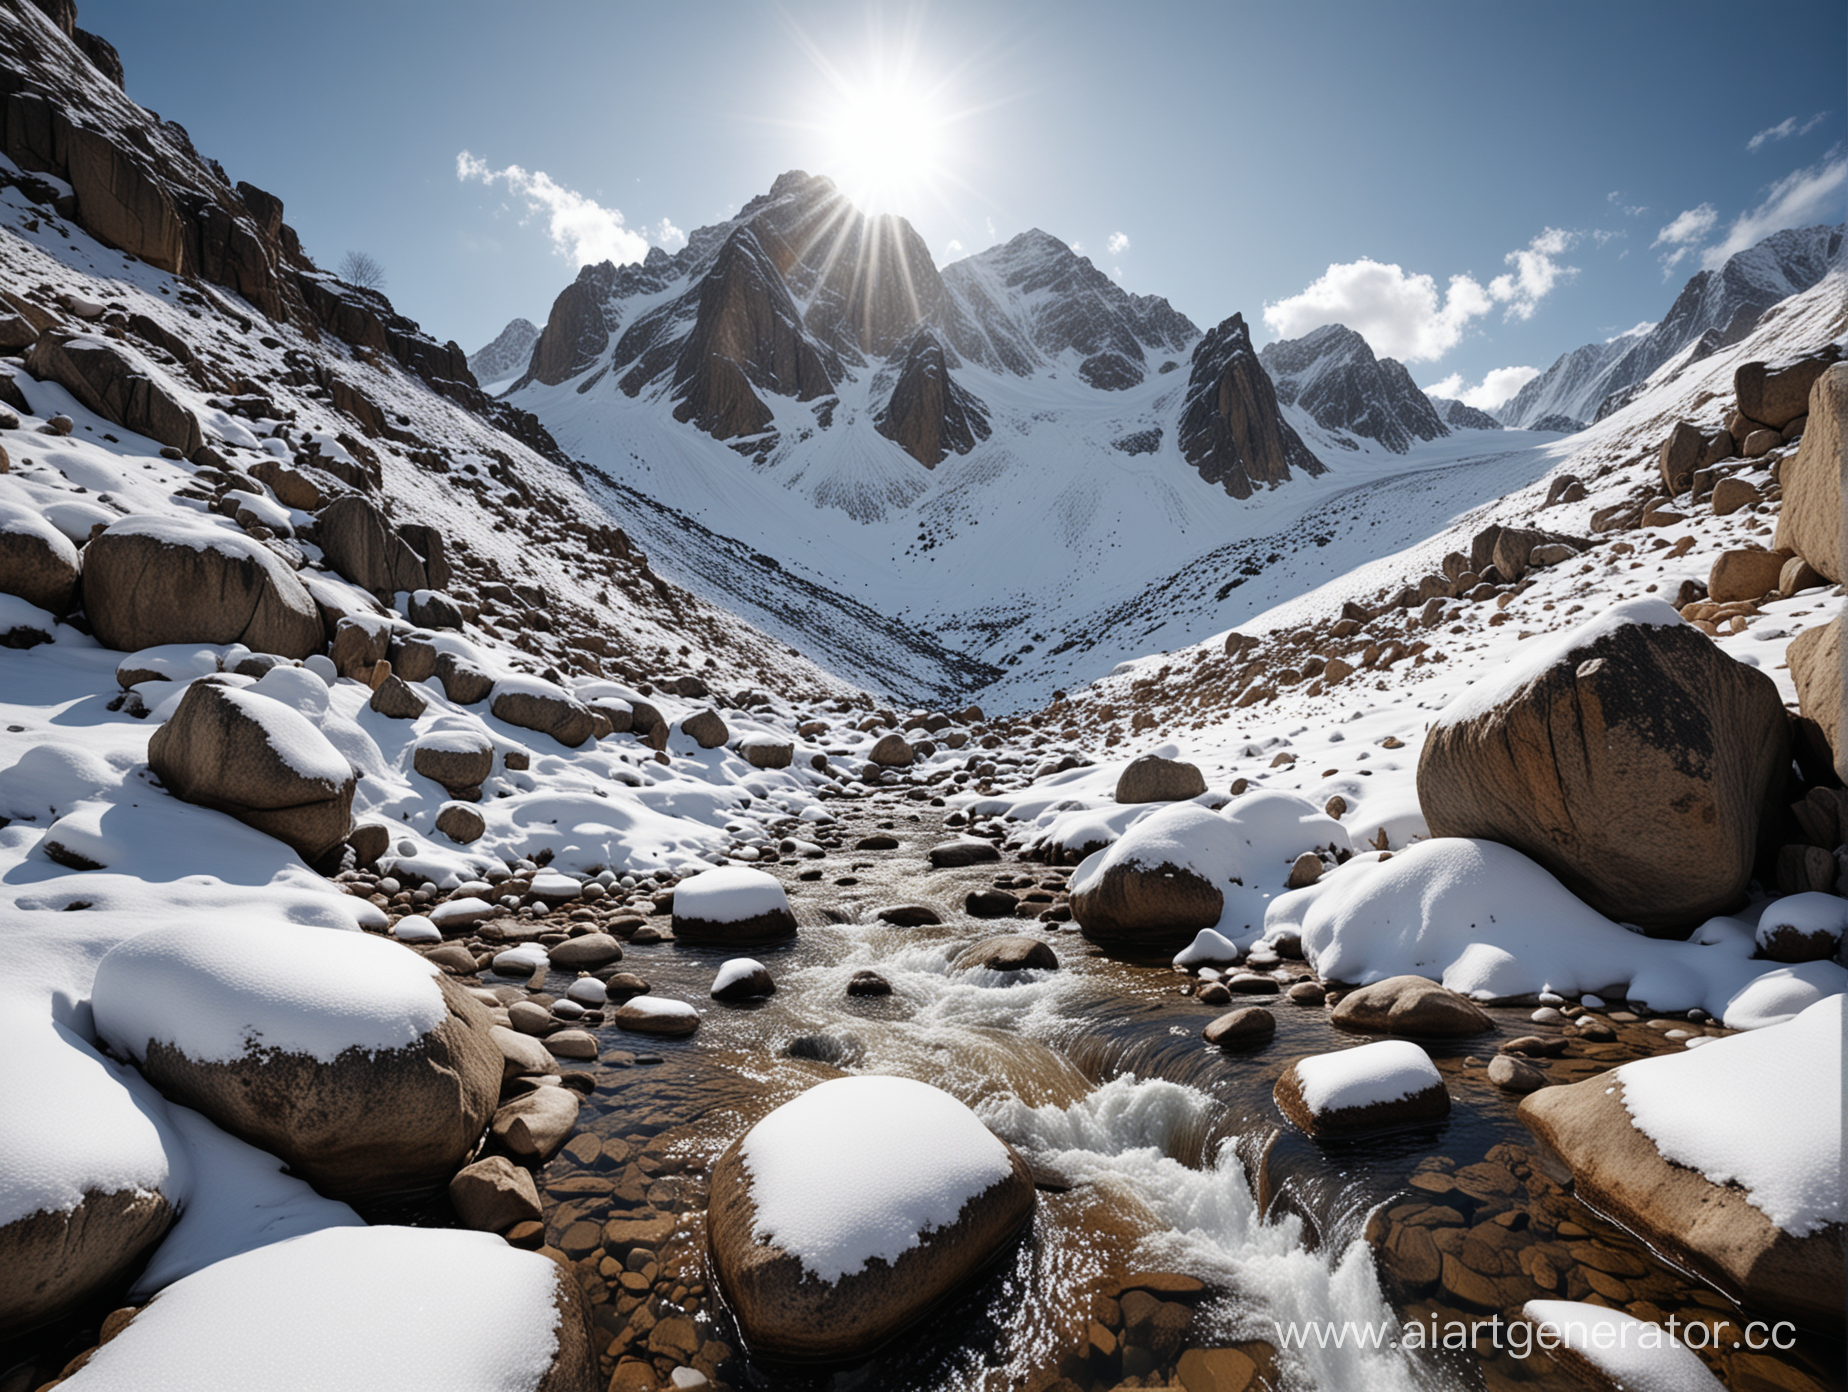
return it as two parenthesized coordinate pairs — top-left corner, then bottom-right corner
(519, 792), (1845, 1392)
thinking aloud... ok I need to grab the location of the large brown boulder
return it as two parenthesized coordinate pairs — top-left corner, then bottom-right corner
(1417, 600), (1789, 933)
(0, 501), (80, 613)
(1737, 351), (1842, 431)
(25, 332), (201, 455)
(1788, 617), (1843, 780)
(1115, 753), (1207, 804)
(707, 1076), (1035, 1361)
(490, 677), (594, 748)
(1771, 362), (1845, 583)
(82, 515), (323, 657)
(1708, 547), (1789, 602)
(1274, 1041), (1449, 1138)
(1656, 421), (1703, 494)
(148, 682), (355, 861)
(1329, 976), (1493, 1036)
(1071, 804), (1235, 953)
(93, 923), (502, 1204)
(1520, 1029), (1843, 1333)
(315, 494), (450, 600)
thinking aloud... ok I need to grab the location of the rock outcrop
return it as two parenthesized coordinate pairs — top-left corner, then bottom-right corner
(1178, 314), (1324, 499)
(873, 330), (991, 468)
(315, 494), (451, 600)
(24, 332), (202, 455)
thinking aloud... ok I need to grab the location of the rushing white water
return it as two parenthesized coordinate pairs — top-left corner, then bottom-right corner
(983, 1076), (1442, 1392)
(770, 917), (1449, 1391)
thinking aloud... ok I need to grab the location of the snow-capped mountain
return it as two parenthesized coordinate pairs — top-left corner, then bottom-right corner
(467, 317), (538, 388)
(1427, 396), (1504, 431)
(1259, 323), (1450, 454)
(1498, 224), (1844, 428)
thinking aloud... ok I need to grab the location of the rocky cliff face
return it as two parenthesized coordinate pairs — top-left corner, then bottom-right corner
(667, 228), (839, 442)
(0, 0), (575, 463)
(1178, 314), (1324, 498)
(874, 330), (991, 467)
(1259, 323), (1449, 454)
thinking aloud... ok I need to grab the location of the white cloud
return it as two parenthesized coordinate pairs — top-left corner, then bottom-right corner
(1107, 231), (1130, 256)
(942, 237), (965, 262)
(1607, 191), (1648, 217)
(456, 150), (675, 267)
(1424, 366), (1540, 412)
(1653, 203), (1718, 248)
(1262, 230), (1576, 363)
(1069, 240), (1084, 254)
(1699, 157), (1848, 269)
(1747, 112), (1828, 152)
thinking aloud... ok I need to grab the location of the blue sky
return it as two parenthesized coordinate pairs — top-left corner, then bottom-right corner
(86, 0), (1845, 409)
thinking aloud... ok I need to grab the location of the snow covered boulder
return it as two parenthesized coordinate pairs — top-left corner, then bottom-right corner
(671, 866), (797, 944)
(148, 682), (355, 862)
(1115, 752), (1207, 804)
(1330, 976), (1493, 1037)
(82, 515), (325, 659)
(1519, 996), (1843, 1332)
(1416, 600), (1789, 934)
(1274, 1040), (1449, 1138)
(92, 921), (503, 1203)
(707, 1076), (1035, 1361)
(0, 499), (81, 614)
(411, 731), (495, 794)
(1756, 892), (1848, 963)
(55, 1226), (598, 1392)
(314, 494), (450, 600)
(1070, 804), (1239, 953)
(0, 1021), (177, 1338)
(711, 958), (776, 1002)
(613, 996), (700, 1037)
(25, 332), (203, 457)
(490, 676), (595, 748)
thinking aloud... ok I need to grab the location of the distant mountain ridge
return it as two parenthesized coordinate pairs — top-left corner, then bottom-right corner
(1498, 224), (1844, 428)
(468, 317), (539, 387)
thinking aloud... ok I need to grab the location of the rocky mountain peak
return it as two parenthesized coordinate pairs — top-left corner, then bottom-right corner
(1178, 313), (1324, 498)
(1260, 323), (1449, 454)
(873, 329), (991, 468)
(467, 317), (540, 388)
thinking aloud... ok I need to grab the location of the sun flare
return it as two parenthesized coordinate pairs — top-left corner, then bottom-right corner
(822, 77), (950, 216)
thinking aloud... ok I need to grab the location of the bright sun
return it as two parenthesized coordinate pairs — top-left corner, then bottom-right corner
(824, 79), (949, 216)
